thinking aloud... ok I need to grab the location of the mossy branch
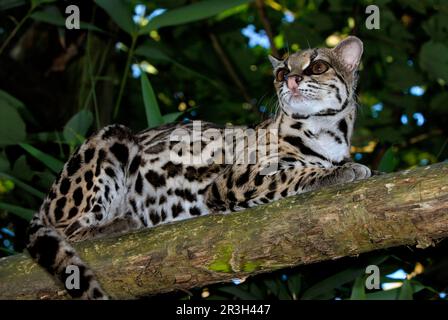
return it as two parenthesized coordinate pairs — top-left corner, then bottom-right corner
(1, 163), (448, 299)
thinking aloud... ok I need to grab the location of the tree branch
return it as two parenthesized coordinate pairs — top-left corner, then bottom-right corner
(208, 32), (253, 104)
(1, 163), (448, 299)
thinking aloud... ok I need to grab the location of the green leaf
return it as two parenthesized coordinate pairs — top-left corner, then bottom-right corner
(276, 279), (292, 300)
(398, 280), (414, 300)
(430, 92), (448, 113)
(247, 283), (266, 299)
(215, 3), (249, 21)
(135, 45), (171, 62)
(410, 280), (438, 295)
(0, 155), (9, 172)
(31, 8), (104, 32)
(366, 288), (400, 300)
(63, 110), (93, 146)
(385, 64), (423, 91)
(419, 41), (448, 81)
(0, 202), (34, 220)
(262, 278), (291, 299)
(284, 23), (323, 49)
(28, 131), (64, 144)
(0, 89), (25, 109)
(398, 0), (427, 14)
(162, 112), (183, 124)
(217, 285), (260, 300)
(95, 0), (135, 34)
(31, 0), (57, 8)
(0, 103), (26, 146)
(287, 273), (302, 299)
(378, 147), (399, 173)
(19, 143), (64, 174)
(141, 0), (253, 33)
(140, 72), (163, 128)
(374, 127), (403, 144)
(263, 279), (279, 296)
(0, 246), (16, 255)
(350, 276), (367, 300)
(34, 170), (56, 191)
(0, 90), (38, 126)
(422, 13), (448, 42)
(0, 0), (26, 11)
(0, 172), (45, 199)
(11, 155), (34, 182)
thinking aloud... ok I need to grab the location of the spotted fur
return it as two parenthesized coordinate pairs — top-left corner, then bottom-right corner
(27, 36), (371, 299)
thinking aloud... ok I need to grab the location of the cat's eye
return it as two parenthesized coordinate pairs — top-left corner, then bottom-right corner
(276, 68), (289, 82)
(307, 60), (330, 75)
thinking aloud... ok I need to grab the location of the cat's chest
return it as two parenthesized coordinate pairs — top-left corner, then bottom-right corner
(313, 134), (347, 162)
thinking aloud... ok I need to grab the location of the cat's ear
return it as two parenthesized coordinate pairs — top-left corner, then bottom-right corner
(332, 36), (363, 72)
(268, 55), (283, 69)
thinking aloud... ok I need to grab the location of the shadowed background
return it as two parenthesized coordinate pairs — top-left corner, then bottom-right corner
(0, 0), (447, 300)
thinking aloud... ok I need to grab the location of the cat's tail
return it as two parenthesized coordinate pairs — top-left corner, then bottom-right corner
(26, 213), (108, 299)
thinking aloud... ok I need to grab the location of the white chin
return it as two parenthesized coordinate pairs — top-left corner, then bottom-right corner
(283, 98), (318, 116)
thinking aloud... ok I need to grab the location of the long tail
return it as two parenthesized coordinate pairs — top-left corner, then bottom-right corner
(26, 213), (108, 299)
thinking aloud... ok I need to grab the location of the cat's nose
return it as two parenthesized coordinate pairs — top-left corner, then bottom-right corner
(287, 75), (303, 90)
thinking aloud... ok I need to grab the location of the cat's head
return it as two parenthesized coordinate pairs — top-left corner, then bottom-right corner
(269, 36), (363, 118)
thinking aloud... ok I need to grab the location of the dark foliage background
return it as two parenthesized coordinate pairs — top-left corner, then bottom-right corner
(0, 0), (447, 300)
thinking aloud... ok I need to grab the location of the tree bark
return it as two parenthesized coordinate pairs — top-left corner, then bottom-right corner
(1, 162), (448, 300)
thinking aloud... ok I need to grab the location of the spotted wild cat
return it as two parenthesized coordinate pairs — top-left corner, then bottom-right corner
(27, 36), (371, 299)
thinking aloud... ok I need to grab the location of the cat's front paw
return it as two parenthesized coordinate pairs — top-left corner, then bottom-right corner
(340, 162), (371, 182)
